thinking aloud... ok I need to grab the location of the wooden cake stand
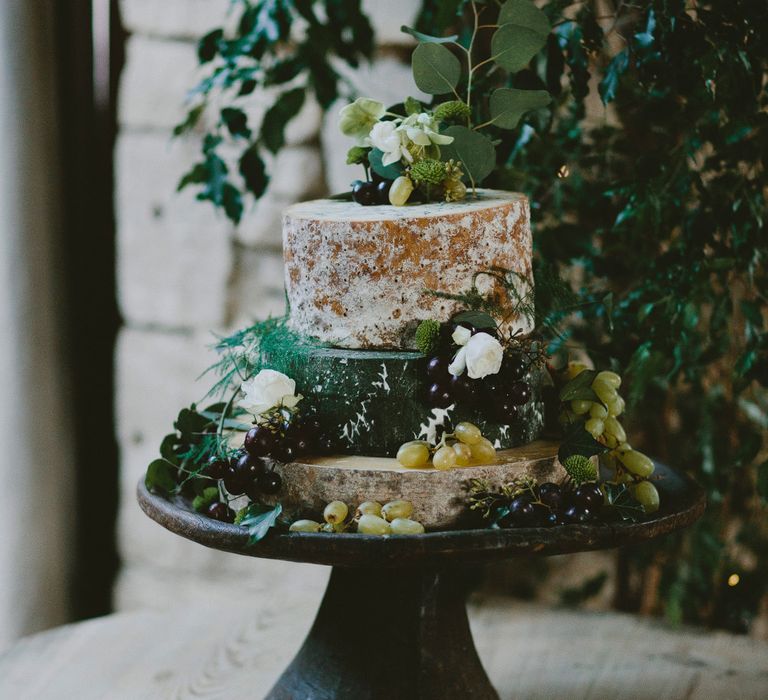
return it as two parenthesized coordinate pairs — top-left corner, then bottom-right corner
(137, 461), (705, 700)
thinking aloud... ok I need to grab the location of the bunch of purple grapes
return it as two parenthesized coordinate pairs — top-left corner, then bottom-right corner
(499, 481), (605, 528)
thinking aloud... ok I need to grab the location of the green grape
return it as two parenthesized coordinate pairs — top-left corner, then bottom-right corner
(433, 444), (458, 470)
(604, 433), (619, 448)
(324, 500), (349, 525)
(455, 421), (482, 445)
(355, 501), (382, 519)
(634, 480), (660, 513)
(589, 402), (608, 419)
(606, 394), (624, 417)
(381, 500), (414, 521)
(289, 519), (321, 533)
(396, 440), (430, 468)
(453, 442), (472, 466)
(604, 416), (626, 443)
(585, 417), (604, 439)
(469, 437), (496, 463)
(618, 450), (654, 478)
(357, 514), (391, 535)
(389, 518), (425, 535)
(596, 370), (621, 388)
(571, 400), (592, 415)
(592, 378), (618, 405)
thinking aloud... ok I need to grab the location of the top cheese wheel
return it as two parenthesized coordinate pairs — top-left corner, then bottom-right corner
(282, 189), (533, 349)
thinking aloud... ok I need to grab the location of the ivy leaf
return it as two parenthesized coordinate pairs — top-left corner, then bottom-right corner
(558, 422), (608, 463)
(489, 88), (551, 129)
(439, 126), (496, 185)
(559, 369), (599, 402)
(369, 148), (404, 180)
(491, 24), (548, 73)
(401, 25), (459, 44)
(599, 49), (629, 104)
(411, 42), (462, 95)
(145, 459), (177, 496)
(498, 0), (551, 37)
(173, 103), (206, 137)
(261, 88), (305, 154)
(221, 107), (251, 139)
(239, 146), (269, 199)
(240, 502), (283, 545)
(452, 310), (497, 331)
(198, 28), (223, 63)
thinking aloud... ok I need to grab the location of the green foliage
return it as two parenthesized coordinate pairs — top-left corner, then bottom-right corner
(175, 0), (374, 223)
(558, 423), (607, 465)
(439, 126), (496, 186)
(192, 487), (220, 513)
(411, 42), (462, 94)
(489, 88), (551, 129)
(239, 502), (283, 544)
(415, 319), (442, 355)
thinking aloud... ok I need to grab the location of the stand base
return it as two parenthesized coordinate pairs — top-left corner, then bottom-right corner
(266, 567), (498, 700)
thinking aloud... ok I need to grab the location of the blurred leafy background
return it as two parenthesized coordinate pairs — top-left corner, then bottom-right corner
(176, 0), (767, 633)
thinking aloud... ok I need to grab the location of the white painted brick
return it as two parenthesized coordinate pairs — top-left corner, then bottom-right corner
(120, 0), (234, 40)
(363, 0), (420, 45)
(227, 248), (287, 328)
(322, 57), (427, 193)
(115, 131), (233, 328)
(119, 36), (198, 129)
(235, 194), (286, 248)
(268, 145), (324, 200)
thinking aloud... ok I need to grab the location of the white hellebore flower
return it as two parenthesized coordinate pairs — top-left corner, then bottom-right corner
(367, 120), (412, 166)
(338, 97), (385, 143)
(401, 113), (454, 147)
(240, 369), (301, 417)
(465, 332), (504, 379)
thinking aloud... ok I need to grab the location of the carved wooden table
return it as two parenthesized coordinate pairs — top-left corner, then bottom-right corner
(137, 462), (705, 700)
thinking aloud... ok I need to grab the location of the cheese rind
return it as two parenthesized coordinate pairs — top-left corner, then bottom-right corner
(282, 189), (533, 349)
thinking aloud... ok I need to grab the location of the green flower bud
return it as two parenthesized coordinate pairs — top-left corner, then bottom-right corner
(562, 454), (597, 484)
(415, 319), (442, 355)
(409, 158), (447, 186)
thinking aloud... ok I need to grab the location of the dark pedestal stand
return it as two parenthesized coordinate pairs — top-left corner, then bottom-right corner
(267, 567), (495, 700)
(138, 462), (704, 700)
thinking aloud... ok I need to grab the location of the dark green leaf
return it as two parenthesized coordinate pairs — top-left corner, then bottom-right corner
(558, 422), (608, 463)
(159, 434), (180, 465)
(198, 28), (223, 63)
(173, 103), (206, 137)
(401, 25), (459, 44)
(489, 88), (551, 129)
(439, 126), (496, 184)
(221, 107), (251, 139)
(559, 369), (599, 402)
(411, 42), (462, 95)
(491, 23), (547, 73)
(145, 459), (177, 495)
(452, 310), (497, 331)
(239, 146), (269, 198)
(369, 148), (404, 180)
(261, 88), (305, 154)
(240, 502), (283, 544)
(498, 0), (551, 37)
(598, 49), (628, 104)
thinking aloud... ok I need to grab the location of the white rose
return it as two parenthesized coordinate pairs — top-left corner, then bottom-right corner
(464, 333), (504, 379)
(239, 369), (300, 417)
(367, 121), (411, 166)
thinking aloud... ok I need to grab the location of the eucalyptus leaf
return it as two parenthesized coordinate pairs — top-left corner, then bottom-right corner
(369, 148), (404, 180)
(145, 459), (177, 496)
(498, 0), (551, 36)
(401, 25), (459, 44)
(240, 502), (283, 544)
(559, 369), (599, 403)
(453, 310), (497, 331)
(491, 24), (548, 73)
(411, 42), (462, 95)
(489, 88), (551, 129)
(439, 126), (496, 184)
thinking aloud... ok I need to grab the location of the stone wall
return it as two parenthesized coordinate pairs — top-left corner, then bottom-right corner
(114, 0), (420, 609)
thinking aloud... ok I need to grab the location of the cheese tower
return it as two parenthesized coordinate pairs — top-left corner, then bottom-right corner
(265, 190), (546, 458)
(283, 190), (532, 349)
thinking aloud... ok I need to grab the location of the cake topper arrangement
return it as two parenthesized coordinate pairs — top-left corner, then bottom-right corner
(338, 1), (551, 205)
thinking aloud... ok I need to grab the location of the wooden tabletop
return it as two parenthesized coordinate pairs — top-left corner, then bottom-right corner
(2, 596), (766, 699)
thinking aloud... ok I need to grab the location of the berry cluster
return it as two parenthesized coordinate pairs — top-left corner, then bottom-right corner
(470, 478), (606, 528)
(396, 421), (496, 470)
(204, 450), (283, 504)
(289, 499), (425, 535)
(351, 177), (392, 205)
(243, 410), (327, 463)
(425, 327), (532, 422)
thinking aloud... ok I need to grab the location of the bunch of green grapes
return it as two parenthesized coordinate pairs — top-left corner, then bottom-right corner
(565, 366), (659, 514)
(289, 499), (426, 535)
(395, 422), (496, 470)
